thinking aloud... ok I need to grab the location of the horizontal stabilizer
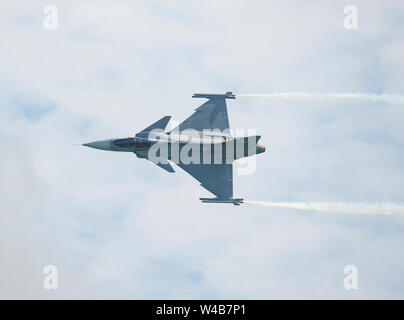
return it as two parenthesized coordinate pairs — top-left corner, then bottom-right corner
(138, 116), (171, 135)
(200, 197), (244, 206)
(192, 92), (236, 99)
(155, 161), (175, 173)
(134, 151), (174, 173)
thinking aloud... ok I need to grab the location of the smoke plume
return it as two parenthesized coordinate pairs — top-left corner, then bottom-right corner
(237, 92), (404, 104)
(245, 201), (404, 217)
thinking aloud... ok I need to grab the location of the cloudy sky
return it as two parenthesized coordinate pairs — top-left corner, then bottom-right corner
(1, 0), (404, 299)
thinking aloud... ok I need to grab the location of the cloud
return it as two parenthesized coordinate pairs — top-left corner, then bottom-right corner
(1, 0), (404, 299)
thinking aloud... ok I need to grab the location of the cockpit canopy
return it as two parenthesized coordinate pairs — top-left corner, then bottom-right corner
(112, 138), (135, 148)
(113, 137), (151, 148)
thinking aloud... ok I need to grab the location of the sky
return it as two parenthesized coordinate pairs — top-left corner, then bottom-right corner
(1, 0), (404, 299)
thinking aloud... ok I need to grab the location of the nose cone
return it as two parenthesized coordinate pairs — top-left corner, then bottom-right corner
(83, 139), (112, 151)
(256, 143), (266, 154)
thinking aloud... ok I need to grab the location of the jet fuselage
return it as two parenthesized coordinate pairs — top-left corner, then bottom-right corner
(84, 132), (265, 165)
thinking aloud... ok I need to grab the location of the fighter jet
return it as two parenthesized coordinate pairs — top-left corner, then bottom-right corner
(83, 92), (265, 205)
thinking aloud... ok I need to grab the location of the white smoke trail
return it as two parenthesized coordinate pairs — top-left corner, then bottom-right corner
(237, 92), (404, 104)
(245, 201), (404, 217)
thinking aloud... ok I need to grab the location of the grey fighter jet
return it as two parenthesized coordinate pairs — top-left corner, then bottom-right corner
(83, 92), (265, 205)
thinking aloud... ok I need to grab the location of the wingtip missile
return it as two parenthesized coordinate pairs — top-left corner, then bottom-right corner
(199, 197), (244, 206)
(192, 92), (236, 99)
(225, 91), (236, 99)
